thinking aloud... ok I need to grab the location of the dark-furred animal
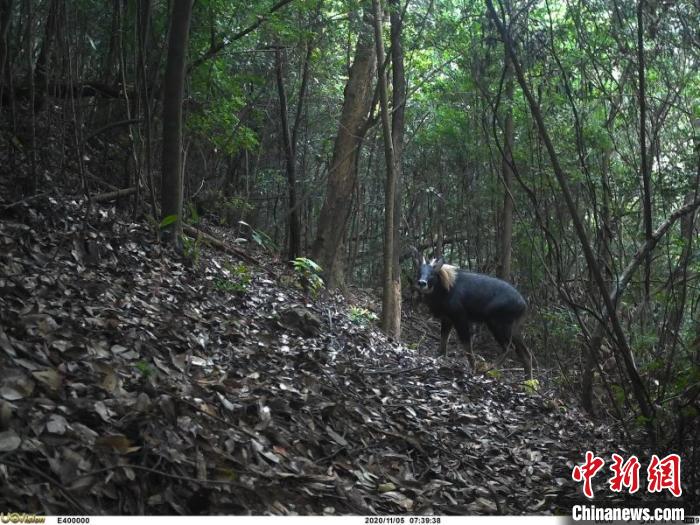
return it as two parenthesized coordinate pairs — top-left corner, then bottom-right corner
(413, 250), (533, 376)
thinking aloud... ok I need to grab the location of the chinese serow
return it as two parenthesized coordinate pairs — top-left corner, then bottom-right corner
(413, 249), (533, 377)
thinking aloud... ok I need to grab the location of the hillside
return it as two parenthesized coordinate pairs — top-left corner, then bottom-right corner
(0, 193), (633, 515)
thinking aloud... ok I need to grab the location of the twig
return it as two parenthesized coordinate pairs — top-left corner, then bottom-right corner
(85, 170), (120, 192)
(182, 224), (264, 269)
(177, 397), (262, 443)
(91, 187), (137, 203)
(83, 118), (142, 144)
(1, 192), (50, 209)
(486, 483), (505, 514)
(364, 365), (426, 376)
(0, 458), (89, 514)
(69, 463), (253, 490)
(367, 424), (427, 454)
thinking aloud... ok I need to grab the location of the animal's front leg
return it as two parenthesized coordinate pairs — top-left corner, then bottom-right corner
(466, 326), (476, 370)
(440, 319), (452, 356)
(454, 322), (475, 370)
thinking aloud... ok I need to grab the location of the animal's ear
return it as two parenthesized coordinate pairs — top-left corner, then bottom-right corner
(432, 256), (444, 272)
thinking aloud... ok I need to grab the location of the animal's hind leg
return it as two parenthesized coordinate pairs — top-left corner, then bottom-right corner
(486, 320), (515, 370)
(512, 334), (533, 378)
(509, 316), (533, 377)
(488, 319), (532, 377)
(453, 322), (475, 370)
(492, 345), (513, 369)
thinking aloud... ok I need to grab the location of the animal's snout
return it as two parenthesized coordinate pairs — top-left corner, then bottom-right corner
(418, 279), (428, 289)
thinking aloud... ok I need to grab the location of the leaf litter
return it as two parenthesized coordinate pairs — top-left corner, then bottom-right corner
(0, 195), (640, 514)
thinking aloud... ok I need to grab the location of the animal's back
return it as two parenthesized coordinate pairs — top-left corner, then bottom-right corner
(453, 271), (527, 322)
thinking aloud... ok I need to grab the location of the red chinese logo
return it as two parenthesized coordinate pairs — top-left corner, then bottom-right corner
(573, 452), (682, 498)
(572, 451), (605, 498)
(609, 454), (640, 494)
(647, 453), (682, 497)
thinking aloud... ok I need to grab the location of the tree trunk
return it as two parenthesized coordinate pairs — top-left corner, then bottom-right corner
(160, 0), (194, 247)
(389, 0), (406, 338)
(312, 11), (376, 288)
(25, 0), (36, 189)
(34, 0), (58, 110)
(498, 30), (515, 281)
(372, 0), (400, 338)
(659, 126), (700, 398)
(275, 47), (301, 260)
(582, 148), (614, 415)
(637, 0), (653, 302)
(137, 0), (157, 216)
(0, 0), (12, 91)
(102, 0), (120, 86)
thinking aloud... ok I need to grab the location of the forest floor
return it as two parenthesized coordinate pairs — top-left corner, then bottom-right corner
(0, 183), (678, 515)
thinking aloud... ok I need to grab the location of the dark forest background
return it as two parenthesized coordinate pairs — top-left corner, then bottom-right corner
(0, 0), (698, 485)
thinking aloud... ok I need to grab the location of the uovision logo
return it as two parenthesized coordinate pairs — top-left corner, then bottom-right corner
(0, 514), (46, 524)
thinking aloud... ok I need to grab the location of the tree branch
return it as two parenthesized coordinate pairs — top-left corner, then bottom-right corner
(188, 0), (297, 73)
(485, 0), (656, 426)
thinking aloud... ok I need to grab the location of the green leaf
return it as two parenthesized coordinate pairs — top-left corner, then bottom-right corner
(486, 369), (502, 379)
(523, 379), (541, 394)
(160, 215), (178, 229)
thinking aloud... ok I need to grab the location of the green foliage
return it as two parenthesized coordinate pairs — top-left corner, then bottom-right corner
(348, 306), (378, 325)
(673, 365), (700, 395)
(486, 369), (503, 379)
(611, 384), (626, 406)
(522, 378), (541, 394)
(187, 96), (259, 156)
(643, 359), (664, 373)
(633, 331), (658, 355)
(224, 196), (255, 222)
(292, 257), (324, 297)
(541, 307), (579, 346)
(186, 203), (200, 225)
(193, 191), (254, 226)
(182, 236), (201, 266)
(635, 414), (652, 428)
(250, 227), (278, 252)
(214, 262), (252, 294)
(135, 361), (154, 378)
(159, 215), (178, 229)
(679, 405), (698, 420)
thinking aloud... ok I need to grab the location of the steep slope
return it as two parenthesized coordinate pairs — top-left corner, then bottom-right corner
(1, 196), (621, 514)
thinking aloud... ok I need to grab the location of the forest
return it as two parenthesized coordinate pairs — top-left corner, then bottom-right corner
(0, 0), (698, 516)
